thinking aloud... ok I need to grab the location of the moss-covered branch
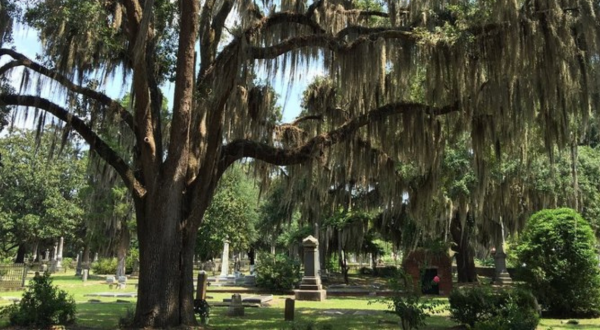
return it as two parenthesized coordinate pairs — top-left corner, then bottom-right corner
(0, 94), (146, 198)
(0, 48), (134, 130)
(219, 101), (459, 168)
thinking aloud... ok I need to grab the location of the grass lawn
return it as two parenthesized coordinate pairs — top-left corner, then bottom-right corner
(1, 273), (600, 329)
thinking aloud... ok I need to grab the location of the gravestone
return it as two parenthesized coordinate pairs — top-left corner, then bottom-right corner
(226, 294), (244, 316)
(131, 258), (140, 277)
(219, 239), (230, 278)
(244, 274), (256, 286)
(117, 276), (127, 289)
(493, 220), (513, 285)
(196, 272), (208, 300)
(284, 298), (295, 321)
(82, 269), (88, 282)
(56, 237), (64, 272)
(106, 275), (116, 288)
(295, 235), (326, 301)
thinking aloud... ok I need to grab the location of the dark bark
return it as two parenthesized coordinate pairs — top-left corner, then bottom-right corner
(247, 248), (255, 266)
(132, 174), (208, 327)
(450, 213), (477, 283)
(14, 244), (26, 264)
(341, 249), (349, 285)
(371, 253), (378, 276)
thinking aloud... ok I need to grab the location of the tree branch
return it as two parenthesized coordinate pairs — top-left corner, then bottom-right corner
(289, 114), (323, 126)
(255, 12), (325, 34)
(211, 0), (234, 46)
(219, 101), (459, 169)
(336, 26), (411, 40)
(0, 49), (134, 130)
(165, 0), (199, 176)
(249, 30), (414, 60)
(0, 94), (147, 198)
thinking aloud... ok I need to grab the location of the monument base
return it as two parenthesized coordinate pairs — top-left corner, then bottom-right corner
(494, 271), (513, 286)
(295, 289), (327, 301)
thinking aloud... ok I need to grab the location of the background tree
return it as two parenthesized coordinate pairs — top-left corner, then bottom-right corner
(196, 165), (259, 262)
(0, 129), (86, 262)
(1, 0), (599, 327)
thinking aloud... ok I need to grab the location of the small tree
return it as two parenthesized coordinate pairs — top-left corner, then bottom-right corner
(1, 272), (76, 327)
(516, 208), (600, 317)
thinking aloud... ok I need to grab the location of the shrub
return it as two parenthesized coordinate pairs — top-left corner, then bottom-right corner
(375, 269), (443, 330)
(255, 254), (301, 292)
(91, 257), (118, 274)
(378, 265), (398, 277)
(449, 286), (539, 329)
(359, 266), (373, 275)
(516, 208), (600, 317)
(0, 272), (76, 327)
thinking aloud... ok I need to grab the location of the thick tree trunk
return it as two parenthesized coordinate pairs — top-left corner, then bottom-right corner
(133, 186), (199, 328)
(450, 214), (477, 283)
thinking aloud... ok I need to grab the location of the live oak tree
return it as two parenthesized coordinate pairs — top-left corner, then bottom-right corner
(1, 0), (599, 327)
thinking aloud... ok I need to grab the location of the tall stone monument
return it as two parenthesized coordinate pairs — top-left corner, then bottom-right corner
(219, 239), (230, 278)
(295, 235), (326, 301)
(56, 237), (64, 271)
(75, 251), (83, 276)
(494, 219), (512, 285)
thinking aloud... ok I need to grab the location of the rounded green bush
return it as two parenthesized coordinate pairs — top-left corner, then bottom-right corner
(516, 208), (600, 317)
(2, 272), (76, 327)
(255, 254), (301, 293)
(448, 286), (539, 329)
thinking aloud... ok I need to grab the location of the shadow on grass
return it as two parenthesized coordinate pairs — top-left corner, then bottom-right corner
(76, 302), (133, 329)
(207, 306), (455, 329)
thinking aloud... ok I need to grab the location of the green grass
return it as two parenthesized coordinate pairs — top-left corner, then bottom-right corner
(3, 273), (600, 329)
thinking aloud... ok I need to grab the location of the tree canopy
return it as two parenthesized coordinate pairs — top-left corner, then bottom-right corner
(0, 0), (598, 327)
(0, 129), (86, 260)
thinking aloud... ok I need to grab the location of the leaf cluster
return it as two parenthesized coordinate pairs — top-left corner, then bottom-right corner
(516, 208), (600, 318)
(1, 272), (76, 327)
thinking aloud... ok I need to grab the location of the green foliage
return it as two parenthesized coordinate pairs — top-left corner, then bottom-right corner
(516, 208), (600, 318)
(91, 257), (137, 275)
(91, 258), (118, 275)
(1, 272), (75, 327)
(193, 299), (210, 320)
(0, 129), (86, 259)
(376, 269), (444, 330)
(196, 165), (259, 260)
(448, 286), (539, 329)
(255, 254), (301, 293)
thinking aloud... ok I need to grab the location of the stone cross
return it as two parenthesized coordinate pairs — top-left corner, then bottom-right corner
(295, 235), (326, 301)
(220, 239), (230, 278)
